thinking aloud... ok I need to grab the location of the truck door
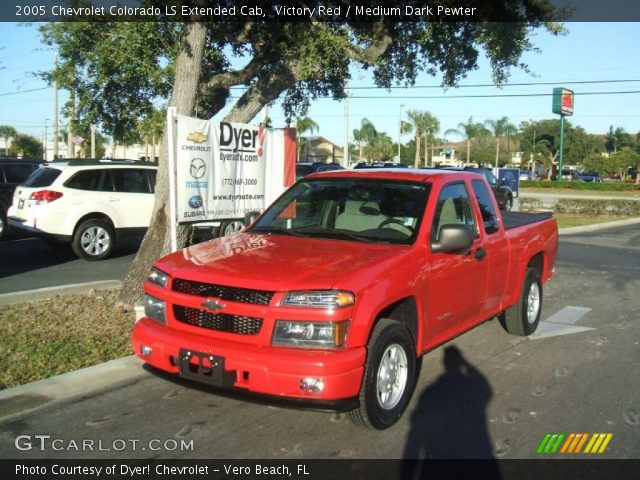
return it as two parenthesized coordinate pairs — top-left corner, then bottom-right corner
(471, 179), (510, 312)
(426, 182), (488, 342)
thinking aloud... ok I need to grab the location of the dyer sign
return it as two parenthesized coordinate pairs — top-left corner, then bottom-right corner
(176, 115), (296, 223)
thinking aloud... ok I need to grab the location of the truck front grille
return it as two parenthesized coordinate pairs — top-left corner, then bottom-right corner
(172, 278), (274, 305)
(173, 305), (263, 336)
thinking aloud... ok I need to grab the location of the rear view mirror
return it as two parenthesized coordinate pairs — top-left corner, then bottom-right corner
(431, 224), (473, 253)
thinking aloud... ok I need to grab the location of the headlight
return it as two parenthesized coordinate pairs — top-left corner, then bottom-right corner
(282, 290), (354, 309)
(147, 267), (169, 288)
(144, 294), (166, 324)
(272, 320), (349, 349)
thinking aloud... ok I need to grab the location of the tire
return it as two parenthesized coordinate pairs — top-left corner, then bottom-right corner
(349, 319), (418, 430)
(499, 268), (542, 336)
(219, 219), (245, 237)
(72, 219), (115, 261)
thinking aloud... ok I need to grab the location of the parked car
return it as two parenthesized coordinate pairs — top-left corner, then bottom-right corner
(519, 169), (534, 181)
(551, 169), (580, 181)
(295, 162), (344, 180)
(0, 158), (43, 239)
(133, 169), (558, 429)
(353, 162), (410, 169)
(578, 171), (601, 182)
(440, 166), (514, 211)
(8, 159), (157, 260)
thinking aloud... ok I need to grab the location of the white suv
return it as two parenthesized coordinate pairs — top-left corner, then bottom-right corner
(8, 159), (157, 260)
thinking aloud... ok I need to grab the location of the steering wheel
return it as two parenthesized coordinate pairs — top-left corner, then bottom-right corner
(378, 218), (415, 234)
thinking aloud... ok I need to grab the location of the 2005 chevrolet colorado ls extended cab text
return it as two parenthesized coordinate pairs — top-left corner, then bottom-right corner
(132, 169), (558, 429)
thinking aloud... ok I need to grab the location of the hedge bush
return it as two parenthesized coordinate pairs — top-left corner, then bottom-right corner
(554, 198), (640, 216)
(521, 180), (640, 192)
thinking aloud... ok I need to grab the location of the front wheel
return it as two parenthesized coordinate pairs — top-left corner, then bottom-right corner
(219, 219), (245, 237)
(349, 319), (418, 429)
(72, 219), (115, 261)
(499, 268), (542, 336)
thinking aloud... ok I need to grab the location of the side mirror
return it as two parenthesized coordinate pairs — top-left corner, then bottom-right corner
(431, 224), (474, 253)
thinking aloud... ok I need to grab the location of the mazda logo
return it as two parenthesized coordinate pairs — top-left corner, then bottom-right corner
(190, 158), (206, 179)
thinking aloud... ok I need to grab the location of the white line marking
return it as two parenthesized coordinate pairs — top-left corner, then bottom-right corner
(530, 306), (595, 339)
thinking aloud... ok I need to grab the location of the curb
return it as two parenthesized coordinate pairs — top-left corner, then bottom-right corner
(0, 356), (147, 423)
(0, 280), (122, 305)
(558, 216), (640, 235)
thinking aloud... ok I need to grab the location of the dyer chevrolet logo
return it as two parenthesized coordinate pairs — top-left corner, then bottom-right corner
(201, 299), (225, 311)
(187, 132), (208, 143)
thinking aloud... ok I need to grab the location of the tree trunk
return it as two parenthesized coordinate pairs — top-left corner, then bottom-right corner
(424, 139), (428, 168)
(495, 136), (501, 169)
(414, 133), (421, 168)
(466, 139), (471, 164)
(117, 22), (207, 309)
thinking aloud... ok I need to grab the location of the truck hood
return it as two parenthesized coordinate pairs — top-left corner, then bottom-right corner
(155, 232), (409, 292)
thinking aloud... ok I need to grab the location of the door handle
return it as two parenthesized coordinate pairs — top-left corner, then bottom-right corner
(475, 247), (487, 261)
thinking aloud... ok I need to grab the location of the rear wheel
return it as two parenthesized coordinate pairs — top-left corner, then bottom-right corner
(72, 219), (115, 261)
(349, 319), (417, 429)
(500, 268), (542, 336)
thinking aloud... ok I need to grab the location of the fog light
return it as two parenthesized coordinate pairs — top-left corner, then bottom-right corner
(300, 377), (325, 393)
(141, 345), (153, 357)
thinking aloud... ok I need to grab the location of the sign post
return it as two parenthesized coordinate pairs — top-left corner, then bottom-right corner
(552, 88), (574, 181)
(166, 106), (178, 253)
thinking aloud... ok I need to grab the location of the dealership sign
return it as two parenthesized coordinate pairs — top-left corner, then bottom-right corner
(552, 87), (574, 116)
(176, 115), (296, 223)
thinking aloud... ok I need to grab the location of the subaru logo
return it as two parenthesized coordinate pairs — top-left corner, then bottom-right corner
(190, 158), (206, 179)
(188, 195), (203, 209)
(201, 299), (225, 311)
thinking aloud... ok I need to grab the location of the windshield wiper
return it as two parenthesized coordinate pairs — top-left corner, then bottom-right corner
(249, 227), (308, 237)
(292, 227), (377, 243)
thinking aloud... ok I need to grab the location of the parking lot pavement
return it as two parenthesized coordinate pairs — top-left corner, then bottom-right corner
(0, 237), (138, 294)
(0, 224), (638, 460)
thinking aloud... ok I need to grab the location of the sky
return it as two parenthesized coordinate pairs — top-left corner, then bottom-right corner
(0, 22), (639, 150)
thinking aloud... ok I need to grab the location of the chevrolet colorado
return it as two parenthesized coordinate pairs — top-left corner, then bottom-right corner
(132, 169), (558, 429)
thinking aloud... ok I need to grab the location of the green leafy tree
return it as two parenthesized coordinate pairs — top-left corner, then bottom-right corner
(295, 116), (319, 162)
(445, 117), (490, 164)
(0, 125), (17, 156)
(485, 116), (515, 168)
(365, 132), (394, 162)
(405, 110), (440, 168)
(353, 118), (378, 161)
(8, 133), (43, 158)
(38, 5), (566, 306)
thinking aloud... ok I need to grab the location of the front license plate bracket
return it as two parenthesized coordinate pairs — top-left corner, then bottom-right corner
(178, 349), (236, 388)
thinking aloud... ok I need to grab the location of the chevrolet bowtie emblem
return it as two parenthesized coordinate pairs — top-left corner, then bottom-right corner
(187, 132), (208, 143)
(201, 299), (225, 311)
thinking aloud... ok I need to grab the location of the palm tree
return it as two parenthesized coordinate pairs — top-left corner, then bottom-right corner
(353, 118), (378, 161)
(405, 110), (440, 168)
(484, 117), (515, 168)
(445, 117), (490, 164)
(295, 116), (319, 162)
(0, 125), (17, 156)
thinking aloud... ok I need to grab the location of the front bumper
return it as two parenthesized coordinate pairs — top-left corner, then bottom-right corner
(132, 317), (365, 404)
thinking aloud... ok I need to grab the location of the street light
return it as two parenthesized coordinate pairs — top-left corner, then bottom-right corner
(397, 104), (405, 162)
(43, 118), (49, 161)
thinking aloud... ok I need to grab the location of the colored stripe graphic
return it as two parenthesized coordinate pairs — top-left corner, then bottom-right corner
(539, 433), (613, 454)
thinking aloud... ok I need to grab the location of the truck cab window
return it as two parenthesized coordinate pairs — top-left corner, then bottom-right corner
(431, 182), (477, 243)
(471, 179), (499, 235)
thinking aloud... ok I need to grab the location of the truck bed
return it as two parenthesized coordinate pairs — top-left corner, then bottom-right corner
(502, 211), (554, 230)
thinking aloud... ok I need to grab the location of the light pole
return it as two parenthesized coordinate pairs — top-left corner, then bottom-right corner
(43, 118), (49, 161)
(397, 104), (405, 162)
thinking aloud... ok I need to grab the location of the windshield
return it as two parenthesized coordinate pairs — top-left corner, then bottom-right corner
(250, 179), (430, 245)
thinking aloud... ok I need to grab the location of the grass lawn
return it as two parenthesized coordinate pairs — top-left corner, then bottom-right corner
(0, 290), (133, 389)
(554, 213), (631, 229)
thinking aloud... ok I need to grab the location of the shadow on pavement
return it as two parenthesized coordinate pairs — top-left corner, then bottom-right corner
(402, 346), (501, 477)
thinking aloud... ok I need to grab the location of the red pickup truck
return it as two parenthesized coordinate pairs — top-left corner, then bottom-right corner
(132, 169), (557, 429)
